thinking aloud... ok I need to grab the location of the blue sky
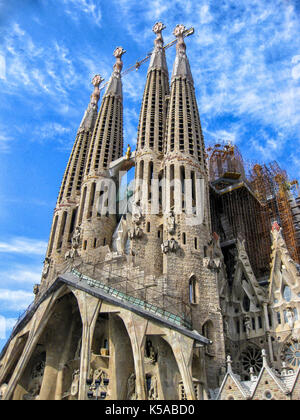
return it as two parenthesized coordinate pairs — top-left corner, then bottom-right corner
(0, 0), (300, 351)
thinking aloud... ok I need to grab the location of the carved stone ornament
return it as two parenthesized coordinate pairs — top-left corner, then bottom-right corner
(42, 257), (51, 279)
(153, 22), (166, 34)
(92, 74), (104, 87)
(127, 373), (137, 400)
(70, 370), (80, 397)
(167, 210), (176, 234)
(161, 238), (179, 254)
(113, 46), (126, 59)
(33, 284), (40, 295)
(129, 225), (143, 240)
(148, 375), (158, 400)
(286, 307), (295, 329)
(131, 201), (143, 225)
(173, 24), (186, 38)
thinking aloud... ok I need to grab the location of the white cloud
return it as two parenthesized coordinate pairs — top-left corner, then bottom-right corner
(0, 53), (6, 80)
(199, 5), (213, 25)
(0, 265), (43, 287)
(0, 237), (47, 256)
(63, 0), (102, 26)
(0, 289), (33, 312)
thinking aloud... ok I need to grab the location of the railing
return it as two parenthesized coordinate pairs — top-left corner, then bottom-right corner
(71, 268), (192, 329)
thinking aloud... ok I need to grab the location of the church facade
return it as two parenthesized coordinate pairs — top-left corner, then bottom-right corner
(0, 23), (300, 401)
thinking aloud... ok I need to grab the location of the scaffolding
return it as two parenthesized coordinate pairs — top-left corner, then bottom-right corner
(208, 143), (271, 278)
(207, 143), (246, 184)
(249, 161), (300, 264)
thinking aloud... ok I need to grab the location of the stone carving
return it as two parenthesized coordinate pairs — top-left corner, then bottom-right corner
(204, 233), (223, 272)
(161, 238), (179, 254)
(286, 308), (295, 329)
(42, 257), (51, 279)
(153, 22), (166, 35)
(173, 24), (186, 38)
(129, 225), (143, 240)
(90, 74), (104, 106)
(70, 370), (80, 397)
(0, 383), (8, 400)
(148, 375), (158, 400)
(132, 201), (143, 225)
(113, 47), (126, 74)
(127, 373), (137, 400)
(243, 315), (252, 338)
(33, 284), (40, 295)
(145, 339), (157, 364)
(167, 210), (176, 234)
(72, 226), (81, 249)
(23, 359), (45, 400)
(112, 218), (129, 254)
(65, 227), (81, 261)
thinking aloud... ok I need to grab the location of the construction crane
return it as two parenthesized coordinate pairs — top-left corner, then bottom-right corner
(100, 26), (195, 91)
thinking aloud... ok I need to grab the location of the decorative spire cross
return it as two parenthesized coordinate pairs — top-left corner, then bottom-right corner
(113, 47), (126, 74)
(90, 74), (104, 106)
(153, 22), (166, 48)
(173, 24), (187, 54)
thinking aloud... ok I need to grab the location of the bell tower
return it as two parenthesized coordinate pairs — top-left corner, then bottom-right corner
(131, 23), (170, 275)
(77, 47), (126, 256)
(42, 75), (104, 288)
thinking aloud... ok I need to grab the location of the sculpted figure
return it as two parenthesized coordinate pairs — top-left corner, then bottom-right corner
(286, 307), (295, 329)
(148, 376), (158, 400)
(42, 257), (51, 278)
(0, 383), (8, 400)
(132, 201), (143, 225)
(70, 370), (80, 397)
(167, 210), (175, 234)
(72, 227), (81, 249)
(169, 238), (179, 252)
(127, 373), (136, 400)
(161, 240), (169, 254)
(243, 315), (252, 337)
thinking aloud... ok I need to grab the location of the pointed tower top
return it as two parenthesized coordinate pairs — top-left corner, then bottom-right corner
(148, 22), (168, 74)
(172, 24), (193, 83)
(78, 74), (104, 132)
(104, 47), (126, 98)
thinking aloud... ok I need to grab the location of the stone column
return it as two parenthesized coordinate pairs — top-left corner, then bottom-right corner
(120, 312), (148, 400)
(3, 289), (62, 400)
(164, 331), (196, 400)
(72, 289), (101, 400)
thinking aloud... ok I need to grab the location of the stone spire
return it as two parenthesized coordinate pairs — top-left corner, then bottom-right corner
(172, 24), (193, 83)
(85, 47), (126, 174)
(44, 76), (104, 271)
(165, 24), (206, 167)
(136, 22), (169, 153)
(148, 22), (168, 74)
(131, 23), (170, 276)
(58, 75), (104, 204)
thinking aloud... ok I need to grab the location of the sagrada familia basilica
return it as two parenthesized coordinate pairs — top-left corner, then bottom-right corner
(1, 23), (300, 400)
